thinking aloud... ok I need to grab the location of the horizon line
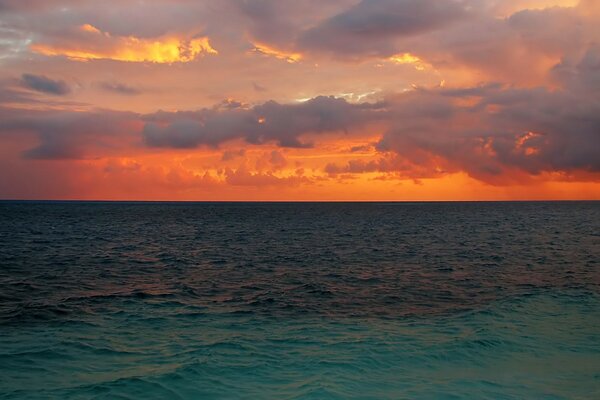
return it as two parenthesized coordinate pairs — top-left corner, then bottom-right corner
(1, 199), (598, 203)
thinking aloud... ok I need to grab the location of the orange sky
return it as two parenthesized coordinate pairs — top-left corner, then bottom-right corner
(0, 0), (598, 200)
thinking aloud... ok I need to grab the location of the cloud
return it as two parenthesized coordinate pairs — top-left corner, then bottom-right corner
(250, 42), (303, 63)
(0, 107), (139, 159)
(0, 0), (83, 12)
(231, 0), (599, 87)
(349, 144), (373, 152)
(221, 149), (246, 161)
(143, 95), (385, 149)
(232, 0), (350, 49)
(99, 81), (140, 95)
(225, 167), (309, 187)
(2, 37), (599, 185)
(0, 95), (383, 161)
(3, 69), (599, 184)
(552, 44), (600, 92)
(21, 73), (70, 95)
(30, 24), (217, 63)
(325, 51), (600, 183)
(269, 150), (287, 168)
(298, 0), (469, 58)
(417, 3), (600, 84)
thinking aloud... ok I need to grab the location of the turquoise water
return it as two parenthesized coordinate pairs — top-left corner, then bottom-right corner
(1, 202), (599, 399)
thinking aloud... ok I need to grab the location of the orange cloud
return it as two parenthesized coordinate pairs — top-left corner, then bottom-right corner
(31, 24), (217, 63)
(388, 53), (428, 70)
(251, 42), (302, 63)
(491, 0), (579, 17)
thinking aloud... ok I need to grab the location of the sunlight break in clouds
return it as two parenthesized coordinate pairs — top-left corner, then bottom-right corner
(0, 0), (598, 200)
(251, 42), (303, 63)
(30, 24), (217, 63)
(388, 53), (428, 70)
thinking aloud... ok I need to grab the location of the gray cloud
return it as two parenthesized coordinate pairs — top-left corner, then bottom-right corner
(328, 53), (600, 182)
(143, 96), (385, 149)
(0, 0), (83, 12)
(21, 73), (70, 95)
(221, 149), (246, 161)
(3, 71), (598, 182)
(225, 167), (309, 187)
(299, 0), (469, 58)
(2, 44), (598, 184)
(99, 81), (140, 95)
(232, 0), (354, 49)
(0, 107), (138, 159)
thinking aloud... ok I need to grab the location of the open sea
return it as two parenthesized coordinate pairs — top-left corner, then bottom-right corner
(0, 201), (598, 399)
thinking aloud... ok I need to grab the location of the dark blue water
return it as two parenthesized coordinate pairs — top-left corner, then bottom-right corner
(1, 202), (599, 399)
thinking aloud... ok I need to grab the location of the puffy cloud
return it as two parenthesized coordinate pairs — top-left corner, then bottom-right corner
(225, 167), (309, 187)
(552, 44), (600, 92)
(419, 3), (600, 84)
(0, 0), (598, 191)
(143, 96), (385, 149)
(299, 0), (469, 58)
(232, 0), (354, 49)
(0, 94), (384, 161)
(231, 0), (599, 87)
(2, 60), (598, 183)
(221, 149), (246, 161)
(326, 51), (600, 182)
(21, 73), (70, 95)
(269, 150), (287, 169)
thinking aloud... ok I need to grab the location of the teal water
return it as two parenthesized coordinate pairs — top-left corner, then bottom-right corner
(1, 202), (599, 399)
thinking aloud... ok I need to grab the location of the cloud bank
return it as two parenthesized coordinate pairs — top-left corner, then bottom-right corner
(0, 0), (598, 199)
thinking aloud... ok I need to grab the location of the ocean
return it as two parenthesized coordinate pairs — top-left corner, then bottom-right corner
(0, 201), (598, 399)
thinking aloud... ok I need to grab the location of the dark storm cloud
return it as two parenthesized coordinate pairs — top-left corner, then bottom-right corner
(21, 73), (71, 95)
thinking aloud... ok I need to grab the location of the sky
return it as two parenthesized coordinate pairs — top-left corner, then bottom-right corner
(0, 0), (599, 200)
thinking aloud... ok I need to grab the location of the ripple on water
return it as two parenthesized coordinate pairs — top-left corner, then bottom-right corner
(0, 201), (599, 398)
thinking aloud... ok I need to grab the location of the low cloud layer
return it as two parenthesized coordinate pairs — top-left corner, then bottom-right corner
(3, 58), (597, 182)
(143, 96), (384, 149)
(0, 107), (138, 159)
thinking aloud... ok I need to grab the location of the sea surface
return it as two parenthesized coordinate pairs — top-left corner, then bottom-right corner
(0, 201), (599, 399)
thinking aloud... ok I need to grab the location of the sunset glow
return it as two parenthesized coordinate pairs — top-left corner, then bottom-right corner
(30, 25), (217, 63)
(0, 0), (599, 200)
